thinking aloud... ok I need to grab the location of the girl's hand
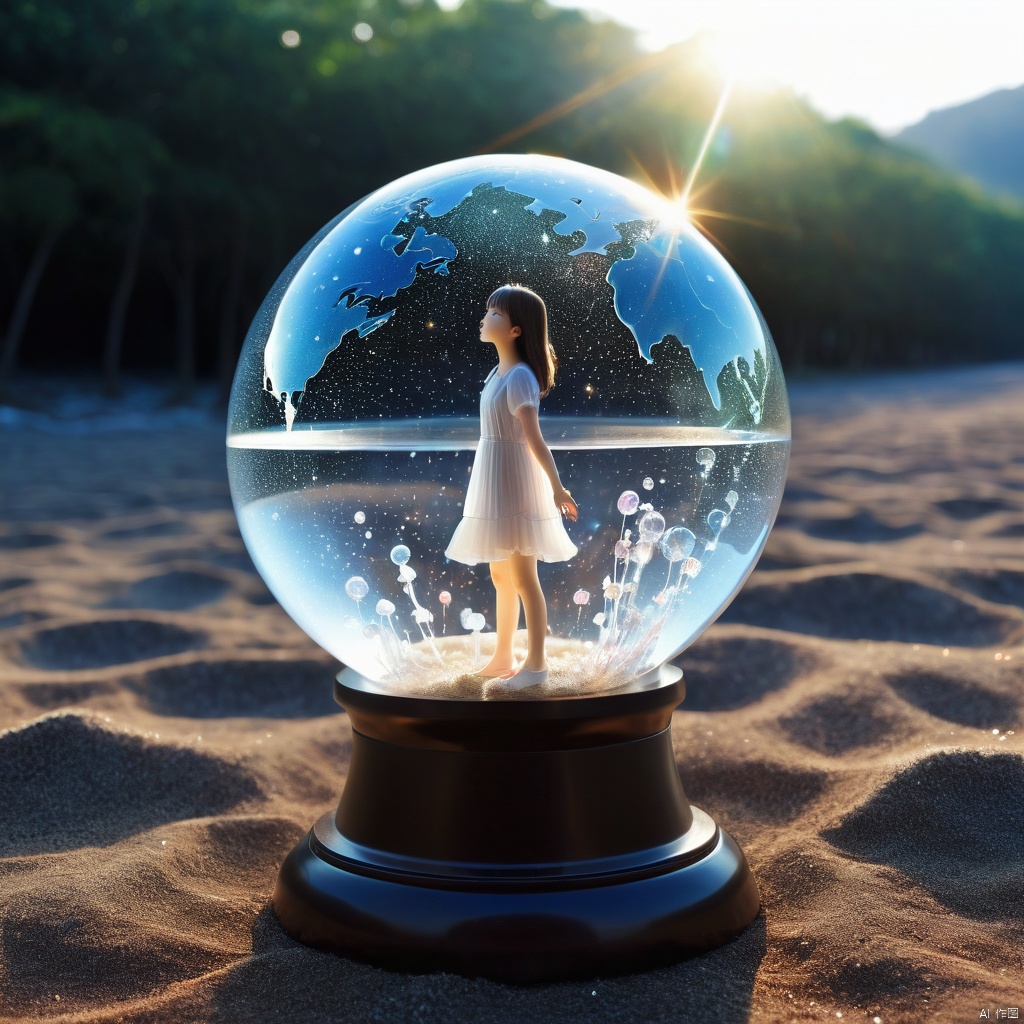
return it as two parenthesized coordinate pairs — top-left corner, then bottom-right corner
(554, 487), (578, 522)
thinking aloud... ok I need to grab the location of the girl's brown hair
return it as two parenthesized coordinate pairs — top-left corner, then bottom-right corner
(487, 284), (557, 396)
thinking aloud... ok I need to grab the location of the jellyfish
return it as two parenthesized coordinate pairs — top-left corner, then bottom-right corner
(725, 490), (739, 512)
(464, 609), (487, 665)
(389, 549), (440, 659)
(696, 447), (716, 479)
(642, 476), (654, 491)
(390, 545), (411, 565)
(354, 510), (366, 524)
(573, 588), (591, 630)
(376, 598), (396, 618)
(616, 489), (640, 541)
(344, 575), (369, 622)
(683, 556), (702, 578)
(706, 508), (730, 551)
(638, 510), (665, 543)
(657, 526), (696, 603)
(438, 590), (451, 633)
(617, 490), (640, 516)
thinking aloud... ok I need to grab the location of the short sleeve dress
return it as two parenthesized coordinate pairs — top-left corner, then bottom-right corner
(445, 363), (578, 565)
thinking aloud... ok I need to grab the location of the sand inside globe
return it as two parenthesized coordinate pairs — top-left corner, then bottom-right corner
(363, 632), (660, 700)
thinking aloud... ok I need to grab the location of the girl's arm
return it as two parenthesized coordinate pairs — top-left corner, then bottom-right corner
(517, 406), (579, 521)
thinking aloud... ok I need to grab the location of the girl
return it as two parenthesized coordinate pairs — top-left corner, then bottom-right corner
(444, 284), (578, 690)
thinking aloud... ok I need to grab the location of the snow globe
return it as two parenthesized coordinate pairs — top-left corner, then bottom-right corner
(227, 154), (789, 982)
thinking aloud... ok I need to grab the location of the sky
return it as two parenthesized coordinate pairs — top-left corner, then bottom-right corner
(543, 0), (1024, 134)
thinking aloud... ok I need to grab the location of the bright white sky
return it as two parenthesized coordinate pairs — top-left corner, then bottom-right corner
(544, 0), (1024, 134)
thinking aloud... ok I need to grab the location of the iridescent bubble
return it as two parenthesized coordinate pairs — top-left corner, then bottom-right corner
(390, 544), (411, 565)
(354, 510), (366, 524)
(573, 589), (591, 606)
(439, 591), (452, 605)
(345, 576), (369, 600)
(638, 510), (666, 543)
(642, 477), (654, 490)
(659, 526), (696, 563)
(617, 490), (640, 516)
(376, 599), (396, 616)
(696, 448), (716, 475)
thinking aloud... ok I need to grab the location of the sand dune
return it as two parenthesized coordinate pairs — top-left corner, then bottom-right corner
(1, 365), (1022, 1022)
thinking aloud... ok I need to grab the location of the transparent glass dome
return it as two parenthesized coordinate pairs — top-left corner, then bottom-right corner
(227, 154), (790, 698)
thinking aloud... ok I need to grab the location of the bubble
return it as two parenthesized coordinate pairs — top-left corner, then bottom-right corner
(363, 623), (380, 638)
(659, 526), (696, 563)
(345, 576), (369, 600)
(725, 490), (738, 511)
(708, 508), (730, 532)
(354, 510), (366, 524)
(638, 510), (666, 543)
(617, 490), (640, 516)
(642, 476), (654, 490)
(439, 591), (451, 605)
(573, 589), (591, 606)
(390, 545), (411, 565)
(376, 599), (396, 616)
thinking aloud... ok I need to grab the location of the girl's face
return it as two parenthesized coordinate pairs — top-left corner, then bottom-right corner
(479, 305), (520, 347)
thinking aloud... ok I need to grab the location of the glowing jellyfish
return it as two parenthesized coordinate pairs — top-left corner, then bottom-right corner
(696, 448), (716, 478)
(617, 490), (640, 516)
(390, 545), (411, 565)
(593, 612), (606, 626)
(398, 564), (417, 583)
(440, 591), (452, 605)
(614, 540), (631, 560)
(638, 510), (666, 543)
(354, 510), (366, 524)
(376, 599), (396, 616)
(660, 527), (696, 563)
(573, 588), (591, 630)
(604, 582), (621, 600)
(465, 609), (487, 665)
(725, 490), (739, 512)
(642, 477), (654, 491)
(634, 541), (654, 566)
(683, 557), (702, 578)
(345, 576), (369, 600)
(706, 509), (730, 551)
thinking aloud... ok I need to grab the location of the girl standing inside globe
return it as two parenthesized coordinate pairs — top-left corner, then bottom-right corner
(445, 284), (578, 690)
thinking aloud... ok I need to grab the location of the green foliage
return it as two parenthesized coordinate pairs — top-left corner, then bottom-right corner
(0, 0), (1021, 377)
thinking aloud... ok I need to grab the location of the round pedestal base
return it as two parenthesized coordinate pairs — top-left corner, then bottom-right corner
(273, 808), (760, 984)
(270, 666), (760, 983)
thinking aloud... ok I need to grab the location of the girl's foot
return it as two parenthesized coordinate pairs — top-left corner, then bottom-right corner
(473, 657), (515, 678)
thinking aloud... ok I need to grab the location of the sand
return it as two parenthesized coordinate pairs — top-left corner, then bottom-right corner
(0, 364), (1022, 1022)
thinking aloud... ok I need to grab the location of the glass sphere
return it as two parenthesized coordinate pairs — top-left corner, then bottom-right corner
(227, 153), (790, 697)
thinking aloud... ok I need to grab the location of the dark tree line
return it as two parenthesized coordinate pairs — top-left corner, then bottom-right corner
(1, 0), (1021, 403)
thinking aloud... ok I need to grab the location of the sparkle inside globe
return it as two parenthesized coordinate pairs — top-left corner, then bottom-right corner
(227, 153), (790, 697)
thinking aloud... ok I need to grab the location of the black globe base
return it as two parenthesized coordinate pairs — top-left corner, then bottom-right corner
(272, 665), (760, 984)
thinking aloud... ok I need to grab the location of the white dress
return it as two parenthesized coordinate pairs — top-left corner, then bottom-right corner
(445, 363), (578, 565)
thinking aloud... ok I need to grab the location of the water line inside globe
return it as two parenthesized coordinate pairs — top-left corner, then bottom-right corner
(227, 422), (789, 695)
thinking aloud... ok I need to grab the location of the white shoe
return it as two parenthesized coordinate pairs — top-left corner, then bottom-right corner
(492, 666), (548, 690)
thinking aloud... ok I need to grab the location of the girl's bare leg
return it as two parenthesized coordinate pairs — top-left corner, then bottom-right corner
(477, 559), (519, 676)
(509, 552), (547, 671)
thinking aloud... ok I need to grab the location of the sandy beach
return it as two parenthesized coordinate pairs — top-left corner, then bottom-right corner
(1, 363), (1021, 1023)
